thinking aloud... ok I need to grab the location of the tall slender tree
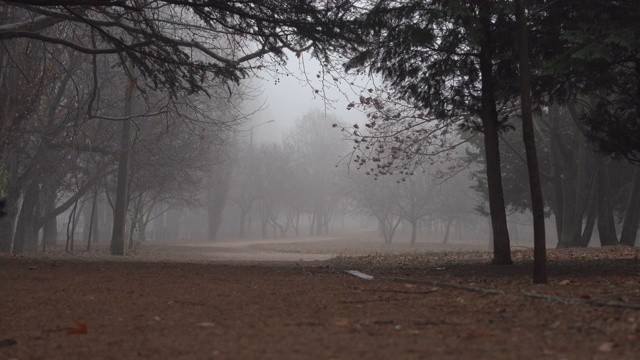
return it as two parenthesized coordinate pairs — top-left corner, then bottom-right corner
(515, 0), (546, 283)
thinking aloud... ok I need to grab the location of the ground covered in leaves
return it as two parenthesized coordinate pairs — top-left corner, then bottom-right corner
(1, 239), (640, 359)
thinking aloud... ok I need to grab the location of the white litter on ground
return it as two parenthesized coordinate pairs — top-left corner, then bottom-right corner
(345, 270), (374, 280)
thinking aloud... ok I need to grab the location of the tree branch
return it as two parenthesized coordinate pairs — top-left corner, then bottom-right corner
(0, 31), (152, 54)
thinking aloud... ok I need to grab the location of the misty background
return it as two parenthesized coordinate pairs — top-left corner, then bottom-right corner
(1, 2), (638, 258)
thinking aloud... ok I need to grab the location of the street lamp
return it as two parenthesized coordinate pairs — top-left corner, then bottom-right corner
(245, 119), (275, 238)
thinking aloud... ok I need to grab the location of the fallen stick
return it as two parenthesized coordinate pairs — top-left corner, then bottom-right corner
(376, 274), (640, 311)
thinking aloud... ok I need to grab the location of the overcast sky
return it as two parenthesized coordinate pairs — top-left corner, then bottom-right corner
(249, 52), (370, 144)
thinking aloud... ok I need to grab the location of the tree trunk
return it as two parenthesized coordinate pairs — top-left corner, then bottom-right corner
(309, 212), (316, 236)
(13, 185), (40, 254)
(548, 104), (565, 245)
(82, 195), (94, 243)
(86, 187), (98, 252)
(442, 217), (454, 245)
(110, 76), (135, 255)
(0, 151), (19, 253)
(578, 179), (597, 247)
(558, 164), (576, 248)
(104, 200), (113, 241)
(557, 126), (581, 248)
(139, 219), (147, 242)
(323, 212), (330, 235)
(42, 185), (58, 248)
(596, 154), (619, 246)
(166, 208), (181, 240)
(129, 195), (143, 250)
(294, 212), (300, 236)
(207, 165), (232, 240)
(68, 200), (84, 252)
(516, 0), (546, 282)
(410, 219), (418, 247)
(92, 195), (100, 242)
(314, 208), (323, 236)
(238, 207), (247, 238)
(260, 213), (268, 238)
(620, 167), (640, 246)
(387, 217), (401, 244)
(377, 216), (390, 244)
(479, 0), (512, 265)
(154, 210), (165, 241)
(571, 134), (591, 246)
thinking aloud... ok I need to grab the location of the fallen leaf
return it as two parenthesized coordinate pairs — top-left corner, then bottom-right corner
(598, 342), (615, 352)
(66, 321), (88, 335)
(404, 283), (416, 289)
(197, 322), (216, 327)
(468, 329), (493, 338)
(334, 319), (350, 327)
(627, 334), (640, 341)
(558, 280), (571, 285)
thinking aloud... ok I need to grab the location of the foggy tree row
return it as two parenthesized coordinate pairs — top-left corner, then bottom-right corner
(336, 0), (640, 270)
(0, 1), (359, 254)
(0, 4), (256, 253)
(210, 109), (479, 246)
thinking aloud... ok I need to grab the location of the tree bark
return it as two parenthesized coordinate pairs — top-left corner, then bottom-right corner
(238, 207), (248, 238)
(207, 164), (232, 240)
(558, 125), (583, 248)
(576, 174), (597, 247)
(42, 189), (58, 248)
(595, 154), (619, 246)
(86, 187), (98, 251)
(314, 208), (324, 236)
(442, 217), (454, 245)
(82, 194), (94, 242)
(479, 0), (512, 265)
(515, 0), (547, 283)
(110, 76), (135, 255)
(571, 132), (590, 246)
(621, 61), (640, 247)
(620, 167), (640, 246)
(548, 104), (564, 246)
(410, 219), (418, 247)
(0, 151), (19, 253)
(12, 185), (40, 254)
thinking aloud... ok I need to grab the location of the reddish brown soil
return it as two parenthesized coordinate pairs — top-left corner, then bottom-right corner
(1, 242), (640, 359)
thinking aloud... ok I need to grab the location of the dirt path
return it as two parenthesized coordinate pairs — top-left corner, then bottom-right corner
(154, 236), (341, 262)
(2, 239), (639, 359)
(145, 231), (491, 263)
(1, 256), (639, 360)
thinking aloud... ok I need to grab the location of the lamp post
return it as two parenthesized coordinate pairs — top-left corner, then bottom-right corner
(249, 119), (275, 149)
(245, 119), (275, 238)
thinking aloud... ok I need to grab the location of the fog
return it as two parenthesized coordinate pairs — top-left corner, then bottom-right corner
(10, 52), (506, 256)
(58, 63), (521, 257)
(131, 56), (505, 255)
(3, 49), (628, 257)
(2, 3), (638, 258)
